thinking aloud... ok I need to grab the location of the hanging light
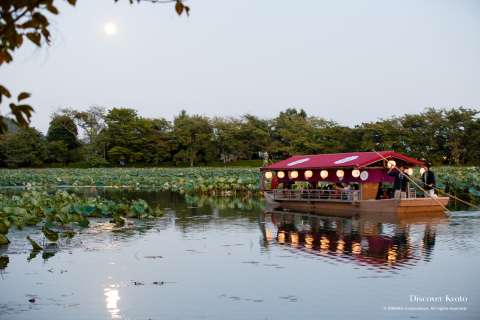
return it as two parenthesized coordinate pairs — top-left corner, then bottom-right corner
(352, 169), (360, 178)
(387, 160), (396, 168)
(289, 170), (299, 179)
(336, 169), (345, 179)
(420, 167), (426, 175)
(277, 171), (285, 179)
(405, 168), (413, 176)
(304, 170), (313, 179)
(320, 170), (329, 179)
(360, 170), (369, 181)
(264, 171), (273, 179)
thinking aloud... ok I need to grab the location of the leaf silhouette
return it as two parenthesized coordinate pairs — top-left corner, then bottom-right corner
(175, 1), (184, 15)
(17, 92), (31, 102)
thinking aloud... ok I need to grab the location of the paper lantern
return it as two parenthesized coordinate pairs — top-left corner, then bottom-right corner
(387, 160), (396, 168)
(360, 170), (369, 181)
(264, 171), (273, 179)
(420, 167), (426, 175)
(277, 171), (285, 179)
(336, 169), (345, 179)
(289, 170), (299, 179)
(304, 170), (313, 179)
(320, 170), (329, 179)
(405, 168), (413, 176)
(352, 169), (360, 178)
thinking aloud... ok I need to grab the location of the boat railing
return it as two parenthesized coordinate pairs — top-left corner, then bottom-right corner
(272, 189), (360, 202)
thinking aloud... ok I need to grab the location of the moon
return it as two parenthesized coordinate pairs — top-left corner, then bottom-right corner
(104, 22), (117, 36)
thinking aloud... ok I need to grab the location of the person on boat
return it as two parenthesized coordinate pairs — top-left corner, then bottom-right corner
(388, 165), (409, 199)
(339, 183), (351, 200)
(421, 163), (436, 198)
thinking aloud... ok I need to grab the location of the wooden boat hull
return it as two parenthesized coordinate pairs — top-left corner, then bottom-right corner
(263, 191), (449, 216)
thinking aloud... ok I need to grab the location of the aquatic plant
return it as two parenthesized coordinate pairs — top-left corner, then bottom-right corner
(0, 167), (260, 195)
(0, 190), (163, 246)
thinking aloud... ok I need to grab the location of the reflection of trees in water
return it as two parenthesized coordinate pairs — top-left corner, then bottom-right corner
(174, 195), (265, 234)
(76, 190), (265, 234)
(260, 211), (440, 269)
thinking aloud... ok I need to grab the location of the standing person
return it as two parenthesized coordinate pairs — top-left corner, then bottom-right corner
(421, 163), (436, 198)
(388, 165), (409, 199)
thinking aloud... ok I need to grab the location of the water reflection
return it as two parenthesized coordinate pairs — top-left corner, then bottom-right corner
(104, 286), (121, 319)
(260, 210), (445, 270)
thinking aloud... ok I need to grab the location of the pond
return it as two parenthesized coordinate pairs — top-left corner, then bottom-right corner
(0, 191), (479, 320)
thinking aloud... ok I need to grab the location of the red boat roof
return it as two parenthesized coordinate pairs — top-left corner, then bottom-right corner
(262, 151), (423, 170)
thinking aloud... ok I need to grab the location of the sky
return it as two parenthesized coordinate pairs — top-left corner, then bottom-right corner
(2, 0), (480, 133)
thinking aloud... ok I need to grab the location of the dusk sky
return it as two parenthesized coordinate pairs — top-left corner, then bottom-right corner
(3, 0), (479, 133)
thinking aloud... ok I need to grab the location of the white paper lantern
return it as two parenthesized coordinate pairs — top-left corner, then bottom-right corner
(405, 168), (413, 176)
(304, 170), (313, 179)
(352, 169), (360, 178)
(264, 171), (273, 179)
(277, 171), (285, 179)
(336, 170), (345, 179)
(360, 170), (369, 181)
(320, 170), (328, 179)
(289, 170), (299, 179)
(387, 160), (396, 168)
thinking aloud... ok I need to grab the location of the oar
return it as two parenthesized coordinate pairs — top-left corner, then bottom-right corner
(410, 177), (480, 211)
(371, 150), (451, 214)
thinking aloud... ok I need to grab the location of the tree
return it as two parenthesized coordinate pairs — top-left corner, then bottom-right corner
(173, 110), (214, 166)
(212, 117), (244, 163)
(61, 106), (106, 143)
(140, 118), (173, 165)
(237, 115), (272, 159)
(46, 140), (69, 164)
(47, 114), (80, 150)
(270, 108), (327, 157)
(0, 0), (190, 133)
(107, 146), (132, 165)
(0, 127), (47, 167)
(357, 118), (406, 153)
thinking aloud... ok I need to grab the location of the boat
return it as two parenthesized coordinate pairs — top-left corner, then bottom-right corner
(260, 151), (449, 215)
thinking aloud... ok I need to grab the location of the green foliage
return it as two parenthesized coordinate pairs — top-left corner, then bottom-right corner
(47, 140), (69, 164)
(0, 189), (164, 245)
(0, 168), (260, 195)
(1, 107), (479, 168)
(0, 127), (47, 167)
(173, 110), (215, 166)
(47, 115), (80, 150)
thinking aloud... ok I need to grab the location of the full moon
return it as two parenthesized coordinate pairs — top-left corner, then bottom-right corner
(104, 22), (117, 36)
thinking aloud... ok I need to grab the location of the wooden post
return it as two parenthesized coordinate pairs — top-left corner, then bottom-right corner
(361, 183), (379, 200)
(260, 171), (265, 191)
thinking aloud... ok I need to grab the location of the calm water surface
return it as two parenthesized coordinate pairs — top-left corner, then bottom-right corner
(0, 191), (479, 320)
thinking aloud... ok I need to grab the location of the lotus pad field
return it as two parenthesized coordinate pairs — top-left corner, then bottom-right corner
(0, 168), (260, 195)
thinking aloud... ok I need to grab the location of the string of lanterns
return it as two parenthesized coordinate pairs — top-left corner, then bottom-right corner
(263, 169), (372, 181)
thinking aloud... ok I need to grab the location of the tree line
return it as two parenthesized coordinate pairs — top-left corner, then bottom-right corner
(0, 107), (479, 168)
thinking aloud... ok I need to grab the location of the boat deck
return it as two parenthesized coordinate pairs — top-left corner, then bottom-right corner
(264, 189), (449, 215)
